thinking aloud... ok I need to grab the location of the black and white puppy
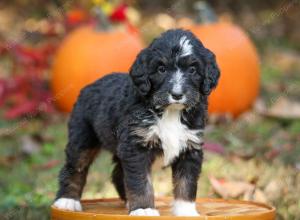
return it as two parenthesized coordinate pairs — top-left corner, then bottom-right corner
(53, 29), (220, 216)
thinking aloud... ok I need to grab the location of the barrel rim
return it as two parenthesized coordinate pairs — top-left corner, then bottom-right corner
(51, 197), (276, 220)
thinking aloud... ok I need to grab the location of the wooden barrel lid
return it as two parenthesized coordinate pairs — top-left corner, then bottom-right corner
(51, 198), (275, 220)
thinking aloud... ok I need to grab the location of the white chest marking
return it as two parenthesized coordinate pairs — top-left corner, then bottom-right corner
(146, 106), (202, 165)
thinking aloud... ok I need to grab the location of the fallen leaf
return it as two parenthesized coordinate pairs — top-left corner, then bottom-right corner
(155, 13), (176, 30)
(20, 135), (41, 155)
(256, 97), (300, 119)
(109, 4), (127, 22)
(244, 188), (268, 203)
(33, 159), (60, 170)
(0, 155), (17, 167)
(264, 180), (282, 201)
(266, 49), (300, 72)
(296, 163), (300, 171)
(203, 142), (225, 155)
(177, 17), (194, 28)
(268, 97), (300, 119)
(126, 7), (141, 26)
(4, 100), (38, 119)
(265, 148), (281, 160)
(209, 176), (255, 199)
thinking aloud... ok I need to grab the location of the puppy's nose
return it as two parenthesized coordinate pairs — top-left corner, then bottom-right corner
(171, 91), (183, 100)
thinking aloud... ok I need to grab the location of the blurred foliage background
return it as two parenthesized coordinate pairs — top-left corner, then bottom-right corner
(0, 0), (299, 220)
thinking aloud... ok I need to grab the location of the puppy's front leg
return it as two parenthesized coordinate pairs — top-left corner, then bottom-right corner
(171, 149), (203, 216)
(119, 145), (159, 216)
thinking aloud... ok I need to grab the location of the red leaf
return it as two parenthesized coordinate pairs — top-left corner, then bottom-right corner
(203, 141), (225, 154)
(4, 100), (38, 119)
(0, 79), (8, 106)
(34, 159), (60, 170)
(109, 4), (127, 22)
(1, 39), (57, 120)
(0, 43), (8, 55)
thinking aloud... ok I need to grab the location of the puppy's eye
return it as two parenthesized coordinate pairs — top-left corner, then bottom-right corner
(157, 65), (166, 74)
(188, 66), (197, 74)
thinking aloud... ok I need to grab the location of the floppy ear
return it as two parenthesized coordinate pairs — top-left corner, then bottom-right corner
(201, 48), (220, 95)
(129, 49), (151, 96)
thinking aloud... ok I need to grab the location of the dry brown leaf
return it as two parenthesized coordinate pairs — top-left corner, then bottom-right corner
(268, 97), (300, 118)
(209, 176), (255, 199)
(0, 155), (17, 167)
(33, 159), (60, 170)
(20, 135), (41, 155)
(155, 13), (176, 30)
(256, 97), (300, 119)
(264, 180), (282, 201)
(253, 189), (268, 203)
(244, 188), (268, 203)
(266, 49), (300, 72)
(126, 7), (141, 26)
(177, 17), (194, 28)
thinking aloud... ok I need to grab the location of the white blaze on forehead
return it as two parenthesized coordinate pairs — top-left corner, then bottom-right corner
(170, 69), (184, 94)
(179, 36), (193, 57)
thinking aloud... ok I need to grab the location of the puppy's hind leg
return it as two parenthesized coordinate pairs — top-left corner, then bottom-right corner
(54, 119), (100, 212)
(111, 156), (126, 202)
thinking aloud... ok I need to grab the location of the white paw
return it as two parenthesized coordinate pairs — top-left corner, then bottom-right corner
(53, 198), (82, 211)
(172, 200), (200, 216)
(129, 208), (160, 216)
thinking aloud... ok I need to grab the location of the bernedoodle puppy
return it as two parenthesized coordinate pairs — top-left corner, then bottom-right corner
(53, 29), (220, 216)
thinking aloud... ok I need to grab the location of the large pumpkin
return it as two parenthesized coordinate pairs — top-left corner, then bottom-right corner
(189, 22), (260, 116)
(51, 25), (143, 112)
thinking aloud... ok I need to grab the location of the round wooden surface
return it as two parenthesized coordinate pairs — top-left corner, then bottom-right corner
(51, 198), (275, 220)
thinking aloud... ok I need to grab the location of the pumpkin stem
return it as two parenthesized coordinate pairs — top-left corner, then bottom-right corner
(194, 1), (218, 23)
(92, 7), (111, 31)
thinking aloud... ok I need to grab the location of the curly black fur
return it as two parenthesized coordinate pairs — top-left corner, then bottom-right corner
(55, 29), (220, 213)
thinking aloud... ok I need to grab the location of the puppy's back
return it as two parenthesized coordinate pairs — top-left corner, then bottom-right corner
(70, 73), (134, 129)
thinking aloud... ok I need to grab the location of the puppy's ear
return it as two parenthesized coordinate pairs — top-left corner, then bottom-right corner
(129, 49), (151, 96)
(201, 48), (220, 95)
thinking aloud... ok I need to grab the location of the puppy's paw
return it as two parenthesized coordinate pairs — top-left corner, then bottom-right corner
(53, 198), (82, 211)
(129, 208), (160, 216)
(172, 200), (200, 216)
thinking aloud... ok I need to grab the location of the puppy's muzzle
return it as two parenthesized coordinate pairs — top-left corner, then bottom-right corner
(170, 90), (183, 101)
(168, 90), (187, 105)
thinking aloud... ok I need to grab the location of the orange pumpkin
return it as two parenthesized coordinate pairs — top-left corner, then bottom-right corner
(189, 22), (260, 116)
(51, 25), (143, 112)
